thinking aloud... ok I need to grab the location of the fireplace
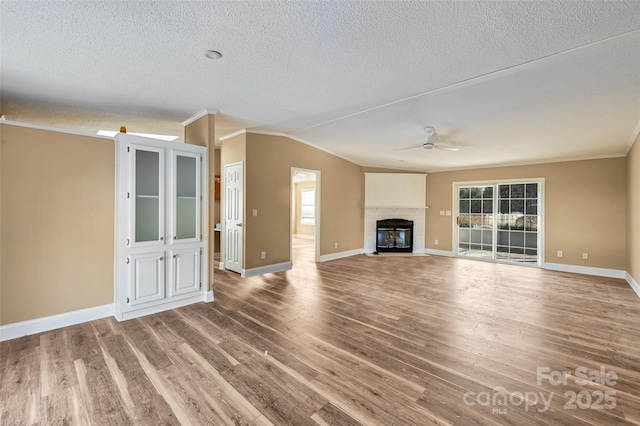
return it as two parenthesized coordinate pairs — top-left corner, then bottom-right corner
(376, 219), (413, 253)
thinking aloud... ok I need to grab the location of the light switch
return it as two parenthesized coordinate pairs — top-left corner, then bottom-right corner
(445, 210), (452, 216)
(253, 209), (258, 217)
(439, 210), (445, 216)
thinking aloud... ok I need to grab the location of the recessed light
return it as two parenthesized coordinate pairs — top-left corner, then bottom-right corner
(205, 50), (222, 59)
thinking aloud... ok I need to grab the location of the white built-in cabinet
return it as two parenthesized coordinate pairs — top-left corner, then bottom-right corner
(115, 133), (208, 321)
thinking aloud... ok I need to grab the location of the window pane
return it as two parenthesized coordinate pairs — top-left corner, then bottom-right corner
(471, 187), (483, 199)
(471, 200), (481, 213)
(301, 205), (315, 218)
(483, 186), (494, 198)
(460, 188), (470, 199)
(510, 231), (525, 248)
(499, 185), (510, 198)
(301, 190), (315, 205)
(511, 199), (524, 214)
(482, 200), (493, 213)
(526, 216), (538, 231)
(526, 200), (538, 215)
(511, 184), (525, 198)
(500, 200), (509, 214)
(526, 183), (538, 198)
(460, 199), (470, 213)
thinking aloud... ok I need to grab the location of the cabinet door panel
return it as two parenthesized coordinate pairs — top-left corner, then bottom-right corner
(170, 248), (200, 296)
(172, 151), (201, 243)
(129, 252), (165, 306)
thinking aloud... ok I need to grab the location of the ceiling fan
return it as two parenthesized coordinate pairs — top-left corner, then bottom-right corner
(396, 126), (460, 151)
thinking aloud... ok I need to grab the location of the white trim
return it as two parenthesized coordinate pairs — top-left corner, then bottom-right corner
(245, 130), (358, 165)
(318, 249), (364, 263)
(628, 118), (640, 153)
(625, 272), (640, 298)
(116, 293), (207, 322)
(205, 290), (214, 303)
(0, 119), (113, 140)
(0, 304), (114, 342)
(542, 263), (626, 279)
(218, 129), (246, 141)
(241, 261), (292, 278)
(425, 249), (455, 257)
(181, 109), (218, 127)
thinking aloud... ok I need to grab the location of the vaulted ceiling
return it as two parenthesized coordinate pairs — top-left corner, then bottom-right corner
(2, 1), (639, 171)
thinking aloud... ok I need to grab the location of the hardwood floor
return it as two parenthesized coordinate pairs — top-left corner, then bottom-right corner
(2, 240), (640, 425)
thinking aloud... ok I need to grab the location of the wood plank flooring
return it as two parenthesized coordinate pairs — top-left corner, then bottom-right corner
(2, 239), (640, 425)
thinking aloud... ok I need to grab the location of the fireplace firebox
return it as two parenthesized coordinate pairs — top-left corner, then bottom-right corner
(376, 219), (413, 253)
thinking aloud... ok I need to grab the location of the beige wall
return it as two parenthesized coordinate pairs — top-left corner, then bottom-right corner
(184, 113), (216, 288)
(0, 124), (114, 325)
(293, 180), (317, 237)
(426, 157), (627, 270)
(221, 133), (363, 270)
(628, 136), (640, 282)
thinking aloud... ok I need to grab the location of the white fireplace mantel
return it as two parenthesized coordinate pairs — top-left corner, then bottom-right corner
(364, 173), (427, 253)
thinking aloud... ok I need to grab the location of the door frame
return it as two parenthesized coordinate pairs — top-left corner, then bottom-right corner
(222, 161), (244, 273)
(290, 167), (321, 263)
(452, 178), (545, 267)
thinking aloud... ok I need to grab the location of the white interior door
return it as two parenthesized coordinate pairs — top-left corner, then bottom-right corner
(224, 162), (243, 273)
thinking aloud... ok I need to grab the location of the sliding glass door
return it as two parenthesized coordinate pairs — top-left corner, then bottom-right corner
(456, 180), (542, 265)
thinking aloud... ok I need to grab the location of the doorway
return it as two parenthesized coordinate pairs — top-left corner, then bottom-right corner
(224, 162), (243, 274)
(454, 179), (543, 266)
(291, 168), (320, 263)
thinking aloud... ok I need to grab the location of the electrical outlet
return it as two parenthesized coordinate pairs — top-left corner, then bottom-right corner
(435, 239), (439, 245)
(582, 253), (589, 260)
(557, 250), (563, 258)
(261, 251), (266, 259)
(445, 210), (452, 216)
(334, 243), (338, 249)
(439, 210), (445, 216)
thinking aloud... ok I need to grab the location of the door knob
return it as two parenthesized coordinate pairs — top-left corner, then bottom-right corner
(237, 223), (243, 227)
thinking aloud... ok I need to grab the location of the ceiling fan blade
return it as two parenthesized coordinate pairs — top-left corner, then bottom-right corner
(434, 144), (460, 152)
(394, 143), (425, 151)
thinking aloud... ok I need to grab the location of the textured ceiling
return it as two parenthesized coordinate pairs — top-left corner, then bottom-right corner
(1, 1), (639, 171)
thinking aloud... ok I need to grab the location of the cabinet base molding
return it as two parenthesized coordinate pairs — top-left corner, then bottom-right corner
(0, 303), (114, 342)
(116, 292), (209, 322)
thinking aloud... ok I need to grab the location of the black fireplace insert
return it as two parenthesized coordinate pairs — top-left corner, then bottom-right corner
(376, 218), (413, 253)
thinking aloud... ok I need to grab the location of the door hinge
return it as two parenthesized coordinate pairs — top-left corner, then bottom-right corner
(127, 192), (130, 199)
(127, 146), (130, 153)
(126, 257), (130, 264)
(126, 297), (130, 303)
(199, 282), (202, 289)
(200, 195), (203, 200)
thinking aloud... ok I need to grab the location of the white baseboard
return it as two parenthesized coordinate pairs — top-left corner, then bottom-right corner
(116, 292), (206, 322)
(205, 290), (214, 302)
(293, 234), (316, 240)
(542, 262), (626, 279)
(319, 248), (364, 263)
(242, 261), (292, 278)
(625, 272), (640, 298)
(0, 303), (114, 342)
(425, 249), (455, 257)
(219, 262), (225, 270)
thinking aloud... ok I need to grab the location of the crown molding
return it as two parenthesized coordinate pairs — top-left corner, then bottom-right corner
(218, 129), (246, 141)
(181, 109), (218, 127)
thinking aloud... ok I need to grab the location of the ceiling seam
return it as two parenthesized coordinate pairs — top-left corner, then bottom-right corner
(286, 28), (640, 135)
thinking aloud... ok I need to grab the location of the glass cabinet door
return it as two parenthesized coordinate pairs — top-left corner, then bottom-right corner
(173, 152), (200, 241)
(132, 147), (164, 244)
